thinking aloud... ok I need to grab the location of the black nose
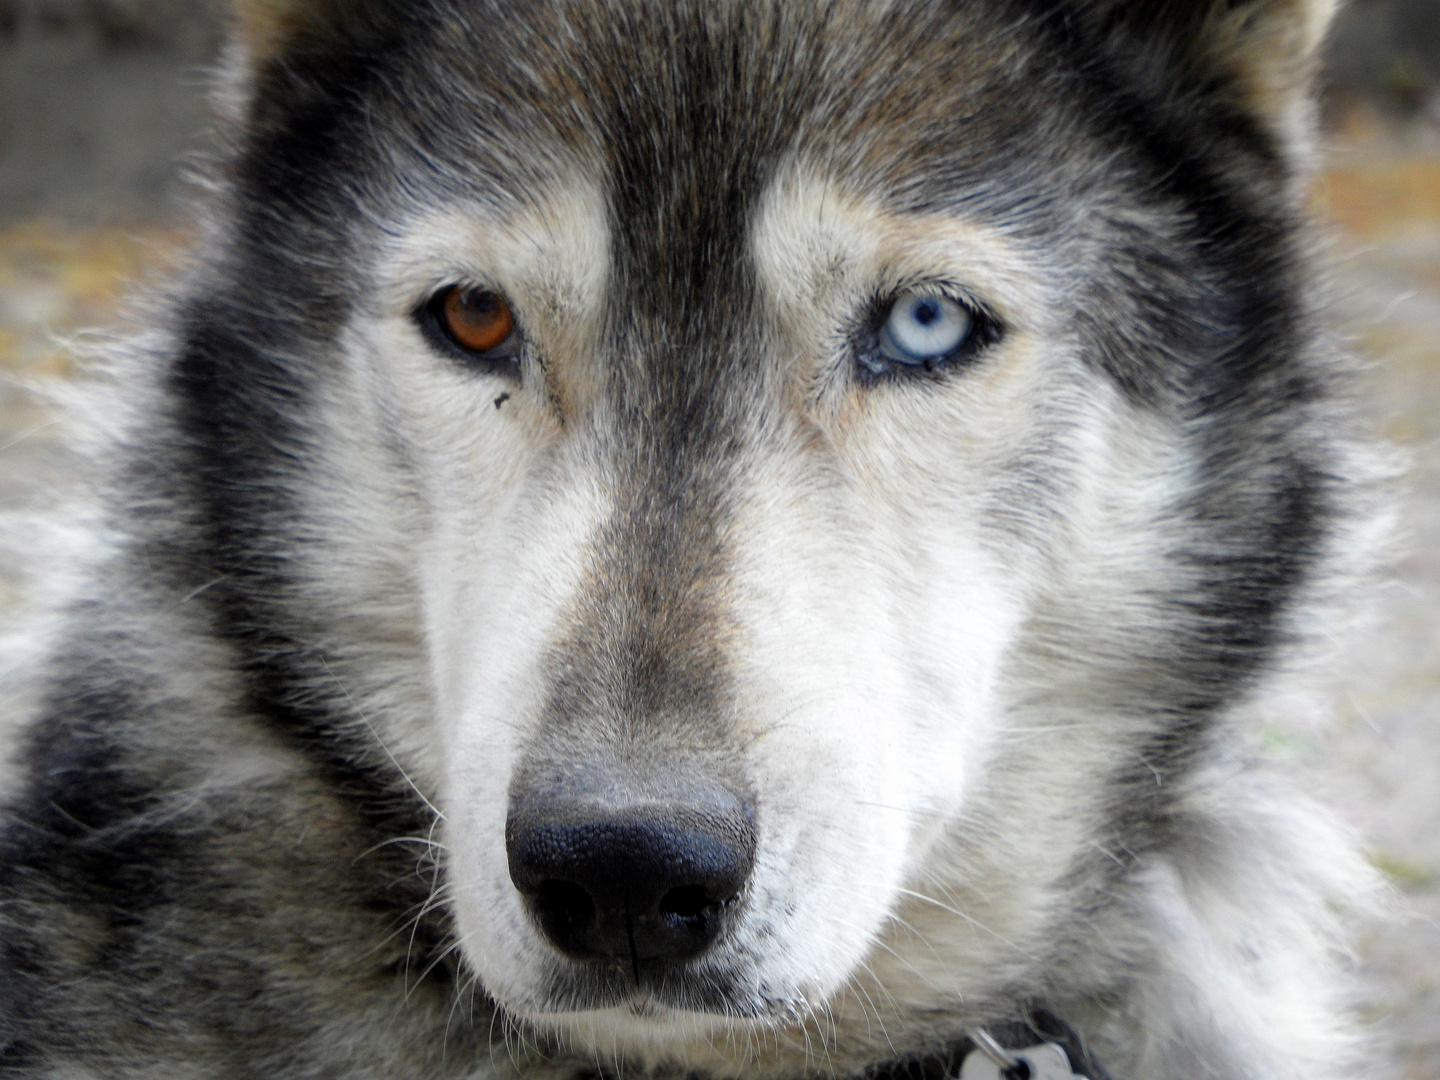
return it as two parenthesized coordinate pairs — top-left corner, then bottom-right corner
(506, 785), (755, 966)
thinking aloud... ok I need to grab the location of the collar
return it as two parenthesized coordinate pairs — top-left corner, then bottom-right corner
(970, 1010), (1112, 1080)
(573, 1007), (1112, 1080)
(865, 1009), (1112, 1080)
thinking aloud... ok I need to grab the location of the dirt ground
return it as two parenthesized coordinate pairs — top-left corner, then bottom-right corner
(0, 122), (1436, 1075)
(1306, 117), (1440, 1080)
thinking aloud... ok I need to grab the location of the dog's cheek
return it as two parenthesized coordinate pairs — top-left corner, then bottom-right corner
(277, 325), (579, 1004)
(725, 357), (1059, 994)
(712, 462), (999, 999)
(429, 462), (620, 1006)
(281, 323), (546, 793)
(332, 323), (609, 1006)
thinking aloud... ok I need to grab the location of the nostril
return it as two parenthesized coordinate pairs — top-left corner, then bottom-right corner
(506, 782), (756, 963)
(535, 880), (596, 940)
(657, 884), (716, 922)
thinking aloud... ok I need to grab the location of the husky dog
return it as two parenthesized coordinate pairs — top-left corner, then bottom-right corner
(0, 1), (1391, 1077)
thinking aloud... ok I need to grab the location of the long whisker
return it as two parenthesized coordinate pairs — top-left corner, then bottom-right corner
(317, 653), (446, 823)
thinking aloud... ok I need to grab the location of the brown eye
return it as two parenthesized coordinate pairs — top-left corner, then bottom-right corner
(418, 284), (524, 375)
(441, 287), (515, 353)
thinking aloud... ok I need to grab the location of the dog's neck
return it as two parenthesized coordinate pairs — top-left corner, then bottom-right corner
(568, 1010), (1109, 1080)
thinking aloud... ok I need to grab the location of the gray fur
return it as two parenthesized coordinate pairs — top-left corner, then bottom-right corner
(0, 2), (1390, 1078)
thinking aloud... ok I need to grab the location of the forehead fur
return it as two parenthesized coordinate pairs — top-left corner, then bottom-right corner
(229, 0), (1339, 85)
(220, 0), (1342, 222)
(210, 0), (1328, 417)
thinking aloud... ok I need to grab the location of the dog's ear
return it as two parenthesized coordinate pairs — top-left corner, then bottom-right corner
(1081, 0), (1339, 155)
(227, 0), (391, 67)
(230, 0), (313, 64)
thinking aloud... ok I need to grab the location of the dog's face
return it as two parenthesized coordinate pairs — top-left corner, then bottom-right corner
(354, 17), (1096, 1048)
(212, 0), (1339, 1065)
(402, 170), (1047, 1038)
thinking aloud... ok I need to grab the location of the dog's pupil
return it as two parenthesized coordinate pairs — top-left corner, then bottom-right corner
(464, 290), (499, 314)
(443, 286), (514, 352)
(913, 299), (940, 326)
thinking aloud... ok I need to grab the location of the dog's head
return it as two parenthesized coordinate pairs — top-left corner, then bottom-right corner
(192, 0), (1349, 1066)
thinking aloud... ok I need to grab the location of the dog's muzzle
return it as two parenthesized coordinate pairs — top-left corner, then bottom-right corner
(506, 773), (756, 968)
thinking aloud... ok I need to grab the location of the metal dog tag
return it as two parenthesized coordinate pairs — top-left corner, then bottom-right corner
(959, 1041), (1086, 1080)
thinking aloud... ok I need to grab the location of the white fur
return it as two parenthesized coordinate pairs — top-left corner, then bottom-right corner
(256, 161), (1384, 1078)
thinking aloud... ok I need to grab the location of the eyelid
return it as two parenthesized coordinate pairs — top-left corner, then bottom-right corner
(416, 284), (525, 374)
(881, 293), (972, 363)
(852, 285), (1002, 383)
(442, 287), (515, 353)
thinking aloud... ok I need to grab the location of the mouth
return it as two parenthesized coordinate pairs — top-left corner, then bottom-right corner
(523, 1001), (1105, 1080)
(527, 954), (781, 1021)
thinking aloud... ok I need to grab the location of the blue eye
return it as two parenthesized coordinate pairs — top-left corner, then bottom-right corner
(879, 292), (972, 365)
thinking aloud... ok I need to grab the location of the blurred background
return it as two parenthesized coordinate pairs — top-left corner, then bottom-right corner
(0, 2), (1437, 1076)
